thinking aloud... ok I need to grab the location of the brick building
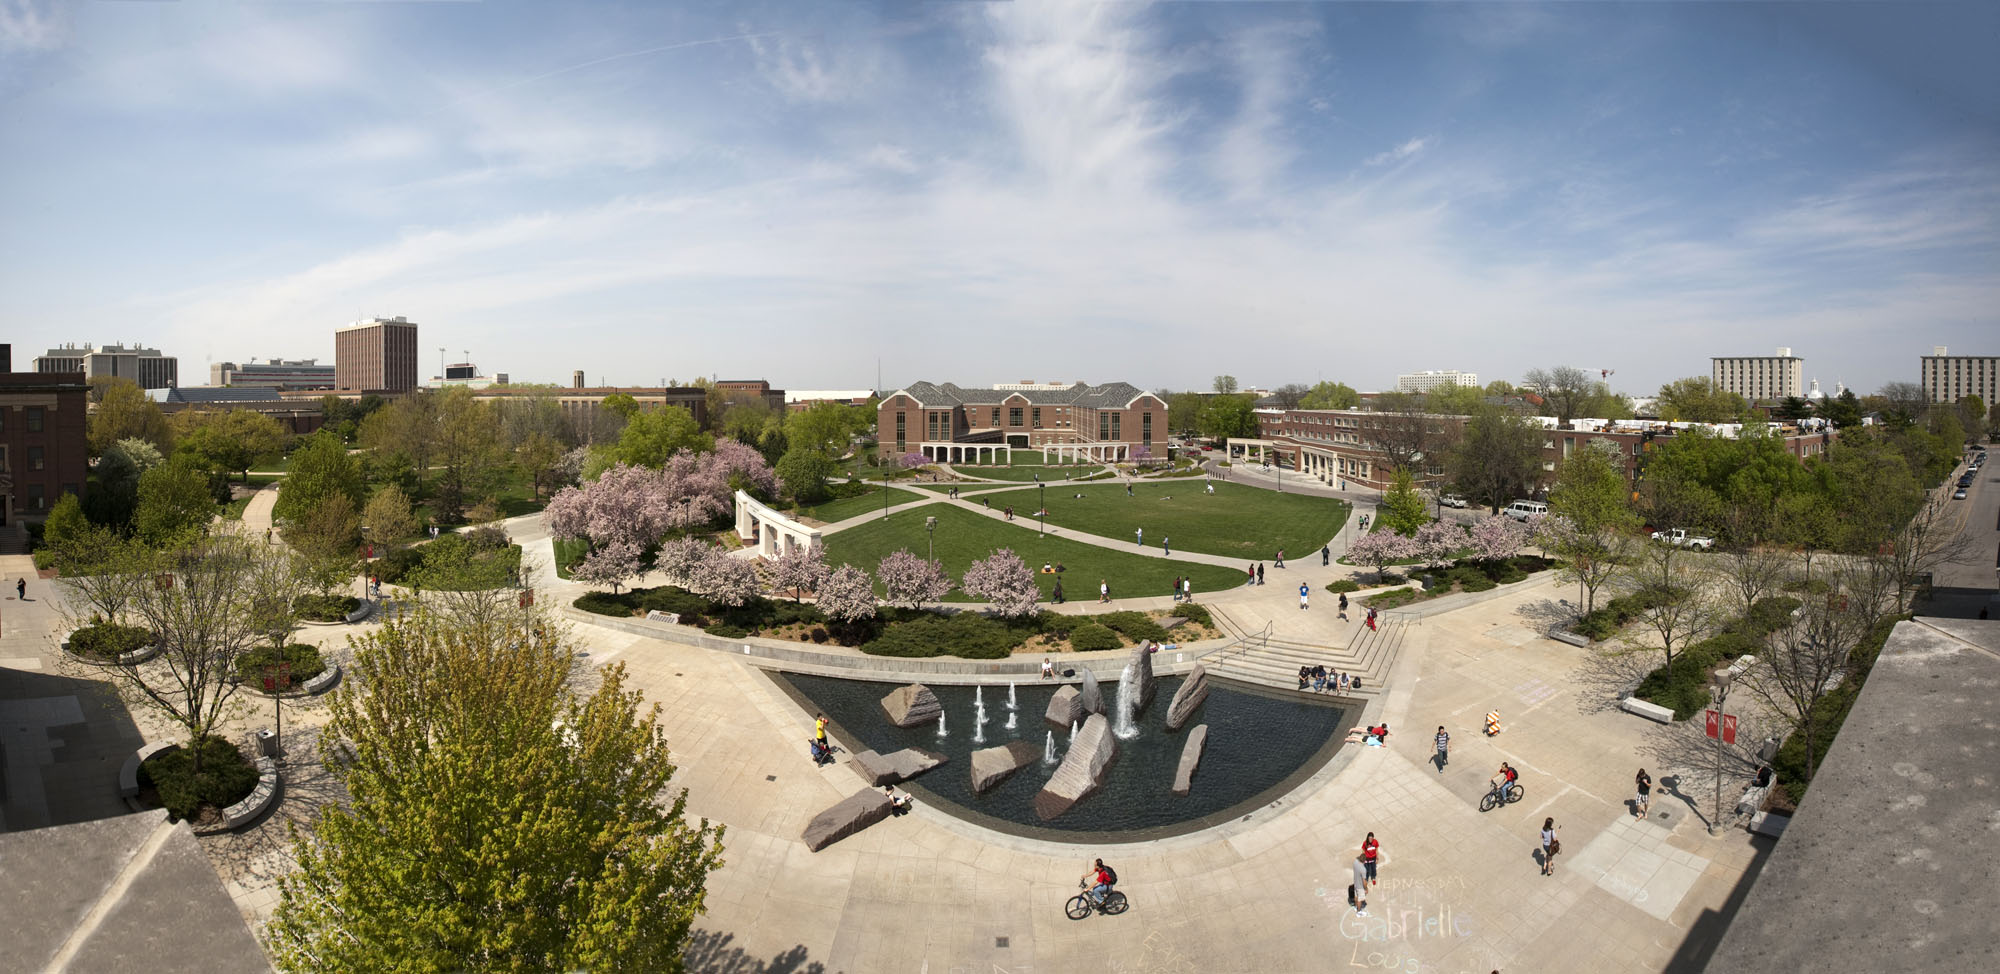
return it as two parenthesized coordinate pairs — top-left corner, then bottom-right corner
(1, 354), (88, 524)
(334, 317), (419, 392)
(1920, 345), (1998, 407)
(714, 379), (787, 414)
(879, 381), (1167, 463)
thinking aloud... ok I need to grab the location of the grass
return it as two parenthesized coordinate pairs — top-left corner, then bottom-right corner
(821, 502), (1244, 601)
(948, 464), (1100, 482)
(219, 496), (254, 520)
(974, 480), (1349, 560)
(553, 537), (589, 580)
(790, 486), (922, 524)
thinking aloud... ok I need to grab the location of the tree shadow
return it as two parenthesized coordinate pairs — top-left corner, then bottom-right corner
(1637, 713), (1777, 835)
(195, 723), (352, 902)
(1514, 597), (1576, 637)
(682, 928), (834, 974)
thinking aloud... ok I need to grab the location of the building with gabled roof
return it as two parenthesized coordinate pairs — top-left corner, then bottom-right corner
(878, 380), (1167, 464)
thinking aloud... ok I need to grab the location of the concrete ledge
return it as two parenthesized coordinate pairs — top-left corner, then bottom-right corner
(1549, 630), (1591, 647)
(1749, 810), (1790, 838)
(345, 600), (376, 624)
(119, 741), (181, 800)
(63, 637), (163, 667)
(1620, 696), (1677, 723)
(194, 757), (280, 835)
(1380, 569), (1562, 621)
(239, 663), (342, 699)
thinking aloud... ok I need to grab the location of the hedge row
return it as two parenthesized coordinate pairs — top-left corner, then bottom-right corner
(68, 622), (153, 660)
(1772, 615), (1899, 804)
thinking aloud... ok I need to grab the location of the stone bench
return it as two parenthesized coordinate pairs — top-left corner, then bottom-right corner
(1749, 810), (1790, 838)
(344, 600), (376, 624)
(1620, 697), (1676, 723)
(802, 788), (893, 852)
(195, 757), (281, 835)
(119, 741), (181, 800)
(1549, 630), (1591, 647)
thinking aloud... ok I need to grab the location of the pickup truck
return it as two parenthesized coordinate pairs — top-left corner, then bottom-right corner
(1650, 528), (1715, 551)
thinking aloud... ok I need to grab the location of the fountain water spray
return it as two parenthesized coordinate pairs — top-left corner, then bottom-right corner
(937, 710), (947, 738)
(1112, 663), (1140, 740)
(1007, 683), (1018, 711)
(1044, 730), (1057, 764)
(972, 700), (987, 744)
(1005, 711), (1017, 731)
(1070, 720), (1079, 746)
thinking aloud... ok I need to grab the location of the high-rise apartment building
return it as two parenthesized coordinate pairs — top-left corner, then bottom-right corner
(33, 343), (179, 389)
(1396, 370), (1479, 393)
(334, 317), (419, 392)
(1711, 347), (1804, 401)
(1920, 346), (1999, 407)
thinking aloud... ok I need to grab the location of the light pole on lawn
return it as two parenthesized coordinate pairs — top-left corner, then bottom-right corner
(1038, 482), (1046, 538)
(1708, 666), (1735, 835)
(925, 516), (937, 563)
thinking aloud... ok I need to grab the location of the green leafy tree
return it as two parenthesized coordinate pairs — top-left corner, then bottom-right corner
(785, 401), (856, 457)
(43, 492), (91, 549)
(1166, 392), (1205, 434)
(265, 603), (726, 972)
(1448, 407), (1541, 513)
(1425, 383), (1485, 416)
(1775, 396), (1814, 421)
(601, 392), (642, 421)
(609, 406), (710, 469)
(170, 408), (288, 483)
(1198, 394), (1259, 439)
(1212, 375), (1239, 395)
(84, 438), (164, 529)
(361, 485), (420, 545)
(1377, 468), (1431, 535)
(134, 457), (215, 547)
(1819, 388), (1862, 428)
(358, 392), (440, 476)
(431, 386), (505, 523)
(1299, 381), (1361, 410)
(776, 447), (837, 505)
(1654, 376), (1749, 423)
(87, 377), (171, 455)
(516, 432), (568, 500)
(1545, 441), (1638, 612)
(289, 494), (361, 595)
(275, 432), (367, 524)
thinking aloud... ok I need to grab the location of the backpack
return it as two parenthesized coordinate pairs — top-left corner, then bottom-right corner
(1101, 864), (1118, 885)
(1549, 838), (1561, 856)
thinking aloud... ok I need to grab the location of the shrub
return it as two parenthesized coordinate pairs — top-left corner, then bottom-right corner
(1067, 623), (1122, 652)
(575, 591), (641, 617)
(140, 735), (259, 822)
(236, 643), (328, 688)
(1175, 602), (1213, 626)
(1364, 587), (1426, 609)
(1324, 579), (1361, 594)
(68, 622), (154, 660)
(465, 525), (511, 552)
(1631, 646), (1720, 720)
(859, 612), (1038, 659)
(1097, 610), (1167, 642)
(294, 594), (361, 622)
(703, 623), (749, 639)
(373, 545), (424, 584)
(33, 549), (58, 571)
(635, 587), (710, 618)
(809, 628), (829, 644)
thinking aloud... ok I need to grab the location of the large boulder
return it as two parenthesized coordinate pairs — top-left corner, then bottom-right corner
(1044, 685), (1084, 730)
(1034, 714), (1118, 820)
(880, 684), (943, 728)
(970, 740), (1041, 794)
(1164, 663), (1210, 731)
(1128, 645), (1157, 716)
(1172, 725), (1209, 797)
(802, 788), (894, 852)
(1077, 668), (1106, 716)
(850, 748), (948, 786)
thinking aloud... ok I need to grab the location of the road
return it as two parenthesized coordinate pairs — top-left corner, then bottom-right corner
(1927, 449), (1998, 618)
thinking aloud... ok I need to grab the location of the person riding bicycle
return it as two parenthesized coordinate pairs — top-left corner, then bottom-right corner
(1081, 858), (1115, 906)
(1490, 762), (1518, 798)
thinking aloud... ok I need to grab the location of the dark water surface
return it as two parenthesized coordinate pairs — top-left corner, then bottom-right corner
(774, 671), (1355, 842)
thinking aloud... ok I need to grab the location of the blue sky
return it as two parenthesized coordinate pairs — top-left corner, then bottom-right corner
(2, 1), (1994, 397)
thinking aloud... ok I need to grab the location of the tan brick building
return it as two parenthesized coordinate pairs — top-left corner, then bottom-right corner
(334, 317), (419, 392)
(878, 381), (1167, 463)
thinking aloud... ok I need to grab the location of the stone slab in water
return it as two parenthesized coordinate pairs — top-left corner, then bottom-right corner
(1164, 663), (1210, 732)
(1044, 685), (1083, 729)
(1077, 668), (1106, 716)
(880, 684), (943, 728)
(802, 788), (894, 852)
(1172, 725), (1208, 797)
(970, 740), (1042, 794)
(1034, 713), (1118, 820)
(850, 747), (948, 786)
(1129, 646), (1158, 715)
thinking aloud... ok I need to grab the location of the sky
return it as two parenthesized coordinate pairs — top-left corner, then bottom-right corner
(1, 1), (1995, 398)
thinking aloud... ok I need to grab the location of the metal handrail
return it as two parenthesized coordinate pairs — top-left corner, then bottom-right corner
(1198, 619), (1274, 669)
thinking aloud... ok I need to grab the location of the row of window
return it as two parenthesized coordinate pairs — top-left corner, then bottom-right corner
(899, 409), (1154, 446)
(0, 407), (47, 433)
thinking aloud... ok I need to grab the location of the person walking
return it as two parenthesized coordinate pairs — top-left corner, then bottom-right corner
(1136, 527), (1144, 546)
(1299, 582), (1310, 610)
(1338, 592), (1349, 621)
(1172, 576), (1183, 603)
(1350, 855), (1371, 918)
(1634, 768), (1652, 818)
(1246, 563), (1256, 587)
(1053, 580), (1065, 604)
(1366, 606), (1378, 632)
(1182, 577), (1192, 602)
(1256, 563), (1265, 585)
(1162, 535), (1170, 556)
(1099, 579), (1109, 603)
(14, 577), (24, 601)
(1361, 833), (1381, 887)
(1435, 726), (1450, 772)
(1275, 548), (1285, 569)
(1540, 818), (1560, 876)
(1322, 545), (1330, 567)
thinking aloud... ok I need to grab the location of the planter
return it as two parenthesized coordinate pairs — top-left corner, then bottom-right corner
(62, 636), (162, 667)
(344, 600), (376, 624)
(237, 663), (342, 699)
(192, 756), (282, 835)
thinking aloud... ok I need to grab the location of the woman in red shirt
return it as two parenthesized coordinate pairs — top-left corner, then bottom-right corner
(1361, 832), (1380, 886)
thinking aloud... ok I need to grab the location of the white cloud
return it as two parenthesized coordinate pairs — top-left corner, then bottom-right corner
(0, 0), (64, 53)
(1365, 137), (1431, 167)
(863, 143), (918, 174)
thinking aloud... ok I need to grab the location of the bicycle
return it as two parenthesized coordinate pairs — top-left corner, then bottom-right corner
(1065, 880), (1129, 919)
(1480, 780), (1524, 812)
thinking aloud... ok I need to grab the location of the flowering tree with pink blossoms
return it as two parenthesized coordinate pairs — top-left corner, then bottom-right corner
(878, 549), (952, 609)
(652, 536), (710, 588)
(961, 548), (1039, 618)
(702, 438), (780, 502)
(658, 450), (729, 530)
(1346, 529), (1417, 583)
(569, 540), (644, 593)
(1466, 515), (1529, 564)
(1411, 521), (1464, 571)
(691, 546), (761, 607)
(817, 565), (877, 624)
(898, 452), (929, 471)
(770, 541), (829, 601)
(545, 463), (673, 553)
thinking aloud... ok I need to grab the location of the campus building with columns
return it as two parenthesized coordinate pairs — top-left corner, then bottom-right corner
(878, 380), (1168, 464)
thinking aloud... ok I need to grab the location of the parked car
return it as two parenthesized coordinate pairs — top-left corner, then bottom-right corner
(1954, 487), (1969, 500)
(1650, 528), (1716, 551)
(1440, 493), (1469, 509)
(1503, 500), (1548, 521)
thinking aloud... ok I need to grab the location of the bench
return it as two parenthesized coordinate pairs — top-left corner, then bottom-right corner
(344, 600), (376, 624)
(1749, 811), (1790, 838)
(1620, 697), (1676, 723)
(1549, 630), (1591, 647)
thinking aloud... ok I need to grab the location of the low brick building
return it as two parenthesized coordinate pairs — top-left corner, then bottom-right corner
(879, 381), (1167, 463)
(1, 366), (88, 524)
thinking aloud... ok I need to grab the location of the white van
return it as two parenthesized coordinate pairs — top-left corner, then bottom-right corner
(1503, 500), (1548, 521)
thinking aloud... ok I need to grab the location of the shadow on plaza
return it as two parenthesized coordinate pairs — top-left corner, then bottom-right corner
(683, 928), (839, 974)
(0, 663), (146, 831)
(1663, 830), (1778, 973)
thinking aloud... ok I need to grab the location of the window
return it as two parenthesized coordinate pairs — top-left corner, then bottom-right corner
(28, 446), (43, 471)
(1009, 407), (1023, 427)
(27, 407), (43, 433)
(895, 414), (906, 452)
(992, 408), (1001, 426)
(1099, 414), (1110, 440)
(1110, 414), (1121, 440)
(1032, 407), (1041, 427)
(28, 483), (45, 510)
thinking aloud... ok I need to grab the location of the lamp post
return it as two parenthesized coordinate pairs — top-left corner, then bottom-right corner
(1038, 482), (1046, 538)
(925, 516), (938, 562)
(1709, 666), (1735, 835)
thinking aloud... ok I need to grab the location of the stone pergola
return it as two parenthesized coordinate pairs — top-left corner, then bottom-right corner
(1225, 438), (1279, 464)
(735, 490), (823, 560)
(1285, 446), (1376, 490)
(1043, 441), (1129, 464)
(917, 442), (1012, 465)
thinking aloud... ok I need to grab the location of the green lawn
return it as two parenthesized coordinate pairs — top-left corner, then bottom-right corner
(553, 537), (589, 579)
(219, 496), (254, 520)
(976, 481), (1349, 560)
(821, 503), (1244, 602)
(949, 464), (1100, 482)
(791, 486), (922, 524)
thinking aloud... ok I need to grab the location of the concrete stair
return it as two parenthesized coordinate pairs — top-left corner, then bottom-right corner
(0, 523), (30, 556)
(1200, 603), (1407, 696)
